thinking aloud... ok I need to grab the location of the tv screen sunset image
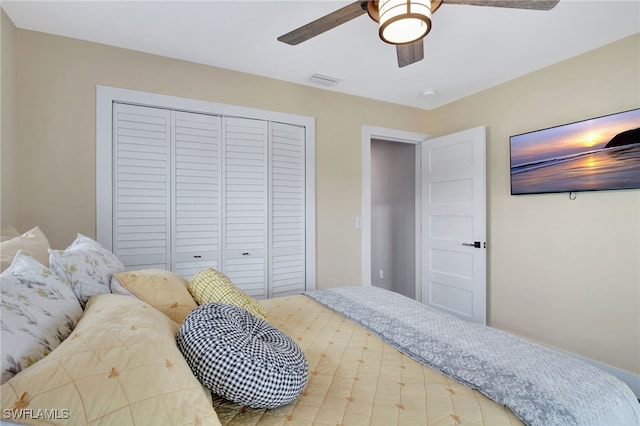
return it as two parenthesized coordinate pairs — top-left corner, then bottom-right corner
(510, 108), (640, 195)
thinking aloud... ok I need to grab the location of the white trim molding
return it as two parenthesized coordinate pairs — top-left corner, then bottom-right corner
(568, 351), (640, 399)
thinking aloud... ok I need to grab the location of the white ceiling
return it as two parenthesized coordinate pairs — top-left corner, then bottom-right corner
(3, 0), (639, 110)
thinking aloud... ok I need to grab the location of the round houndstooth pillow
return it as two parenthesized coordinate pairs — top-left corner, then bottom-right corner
(177, 303), (308, 409)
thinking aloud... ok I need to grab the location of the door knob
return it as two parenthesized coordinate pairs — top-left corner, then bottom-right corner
(462, 241), (482, 248)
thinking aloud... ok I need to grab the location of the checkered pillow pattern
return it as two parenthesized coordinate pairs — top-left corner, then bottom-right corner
(177, 303), (308, 409)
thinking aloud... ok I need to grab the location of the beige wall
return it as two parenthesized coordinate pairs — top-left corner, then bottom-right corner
(1, 12), (427, 290)
(2, 8), (639, 377)
(1, 11), (18, 227)
(429, 34), (640, 374)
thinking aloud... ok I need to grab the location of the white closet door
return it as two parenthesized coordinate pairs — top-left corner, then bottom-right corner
(172, 111), (222, 279)
(269, 123), (306, 297)
(223, 117), (268, 298)
(113, 103), (171, 269)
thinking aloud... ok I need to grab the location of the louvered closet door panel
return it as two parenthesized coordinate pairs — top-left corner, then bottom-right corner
(223, 117), (268, 299)
(172, 111), (222, 279)
(270, 123), (306, 297)
(113, 103), (171, 270)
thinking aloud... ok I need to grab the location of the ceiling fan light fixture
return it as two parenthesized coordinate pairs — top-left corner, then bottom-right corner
(378, 0), (432, 45)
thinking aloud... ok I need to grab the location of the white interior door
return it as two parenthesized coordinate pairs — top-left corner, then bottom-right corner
(269, 122), (307, 298)
(421, 126), (486, 324)
(172, 111), (222, 279)
(112, 103), (171, 270)
(222, 117), (269, 299)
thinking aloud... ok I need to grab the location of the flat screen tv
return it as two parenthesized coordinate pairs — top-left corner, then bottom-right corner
(509, 108), (640, 195)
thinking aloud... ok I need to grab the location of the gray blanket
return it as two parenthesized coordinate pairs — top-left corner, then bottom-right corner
(305, 287), (640, 426)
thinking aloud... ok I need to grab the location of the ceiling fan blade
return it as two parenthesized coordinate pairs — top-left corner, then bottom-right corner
(443, 0), (559, 10)
(397, 39), (424, 68)
(278, 1), (367, 45)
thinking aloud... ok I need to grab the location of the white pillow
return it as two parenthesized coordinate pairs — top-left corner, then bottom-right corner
(0, 250), (83, 384)
(49, 234), (125, 307)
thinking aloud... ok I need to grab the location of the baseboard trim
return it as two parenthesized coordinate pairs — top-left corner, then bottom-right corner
(568, 351), (640, 398)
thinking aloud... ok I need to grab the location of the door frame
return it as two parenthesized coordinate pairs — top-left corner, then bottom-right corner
(361, 125), (429, 302)
(96, 85), (316, 291)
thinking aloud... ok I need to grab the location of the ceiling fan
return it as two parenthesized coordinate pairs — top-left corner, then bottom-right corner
(278, 0), (560, 68)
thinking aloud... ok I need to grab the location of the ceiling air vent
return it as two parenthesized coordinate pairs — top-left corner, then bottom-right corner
(308, 73), (341, 87)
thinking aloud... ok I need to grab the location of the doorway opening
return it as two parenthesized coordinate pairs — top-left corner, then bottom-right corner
(363, 125), (487, 323)
(361, 125), (428, 302)
(370, 139), (416, 299)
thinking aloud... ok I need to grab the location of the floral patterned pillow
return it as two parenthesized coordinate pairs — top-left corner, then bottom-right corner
(0, 250), (83, 384)
(49, 234), (125, 308)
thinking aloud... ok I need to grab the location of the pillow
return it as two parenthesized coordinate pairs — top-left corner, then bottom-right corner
(0, 226), (51, 272)
(0, 294), (220, 425)
(112, 269), (197, 324)
(49, 234), (125, 308)
(0, 226), (20, 241)
(109, 275), (136, 297)
(177, 303), (308, 409)
(0, 250), (83, 384)
(189, 268), (268, 320)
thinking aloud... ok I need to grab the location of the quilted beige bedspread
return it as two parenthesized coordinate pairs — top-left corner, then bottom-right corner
(1, 294), (219, 425)
(213, 295), (523, 426)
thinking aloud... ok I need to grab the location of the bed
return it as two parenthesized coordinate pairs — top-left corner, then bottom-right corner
(1, 228), (639, 426)
(213, 288), (640, 426)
